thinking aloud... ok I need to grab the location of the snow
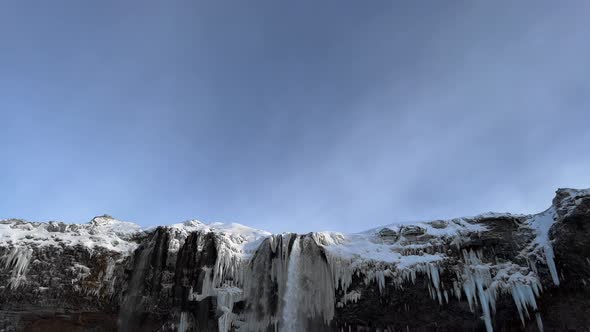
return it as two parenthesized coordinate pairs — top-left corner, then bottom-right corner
(361, 213), (501, 237)
(0, 216), (141, 254)
(555, 188), (590, 219)
(1, 211), (547, 331)
(168, 220), (271, 257)
(309, 212), (553, 332)
(309, 214), (488, 299)
(2, 187), (588, 331)
(558, 188), (590, 200)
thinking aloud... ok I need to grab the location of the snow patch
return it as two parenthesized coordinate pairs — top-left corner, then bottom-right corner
(0, 216), (141, 254)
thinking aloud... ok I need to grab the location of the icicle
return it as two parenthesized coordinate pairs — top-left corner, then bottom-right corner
(453, 280), (462, 301)
(476, 274), (493, 332)
(428, 263), (443, 305)
(2, 246), (33, 289)
(511, 284), (537, 325)
(376, 270), (386, 292)
(178, 312), (188, 332)
(543, 245), (560, 286)
(461, 249), (494, 332)
(342, 290), (361, 305)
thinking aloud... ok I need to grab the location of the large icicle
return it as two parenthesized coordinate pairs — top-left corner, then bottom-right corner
(543, 244), (559, 286)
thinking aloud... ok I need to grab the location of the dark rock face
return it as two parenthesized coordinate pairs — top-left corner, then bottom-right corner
(538, 192), (590, 331)
(0, 244), (124, 331)
(0, 188), (589, 332)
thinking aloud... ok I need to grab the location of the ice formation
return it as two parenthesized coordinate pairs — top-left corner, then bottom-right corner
(526, 207), (560, 286)
(0, 212), (553, 331)
(167, 220), (272, 332)
(460, 249), (542, 332)
(282, 236), (301, 331)
(2, 188), (587, 331)
(178, 312), (188, 332)
(2, 246), (33, 289)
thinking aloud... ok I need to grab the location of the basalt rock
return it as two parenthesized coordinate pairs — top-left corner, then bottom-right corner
(0, 188), (589, 332)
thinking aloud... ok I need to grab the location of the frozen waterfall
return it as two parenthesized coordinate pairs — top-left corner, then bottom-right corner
(283, 236), (302, 331)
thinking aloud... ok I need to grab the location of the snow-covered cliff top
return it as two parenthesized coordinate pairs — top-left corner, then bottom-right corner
(167, 220), (272, 257)
(2, 188), (589, 261)
(2, 188), (589, 332)
(0, 215), (141, 254)
(312, 214), (490, 267)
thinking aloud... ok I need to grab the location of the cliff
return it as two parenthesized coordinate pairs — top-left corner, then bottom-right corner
(1, 188), (589, 331)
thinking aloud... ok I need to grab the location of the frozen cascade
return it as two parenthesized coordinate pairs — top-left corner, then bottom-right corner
(217, 287), (242, 332)
(528, 208), (560, 286)
(239, 233), (335, 331)
(119, 234), (157, 331)
(297, 236), (336, 325)
(3, 188), (587, 331)
(239, 198), (579, 332)
(2, 246), (33, 289)
(238, 224), (550, 331)
(173, 227), (270, 332)
(461, 249), (543, 332)
(283, 236), (302, 331)
(240, 234), (295, 331)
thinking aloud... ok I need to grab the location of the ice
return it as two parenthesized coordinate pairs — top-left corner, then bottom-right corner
(2, 246), (33, 289)
(282, 236), (301, 331)
(217, 287), (242, 332)
(543, 244), (559, 286)
(179, 312), (188, 332)
(3, 188), (586, 332)
(460, 249), (543, 332)
(527, 208), (560, 285)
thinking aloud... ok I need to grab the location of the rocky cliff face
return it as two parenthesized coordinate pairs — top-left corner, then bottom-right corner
(1, 188), (589, 332)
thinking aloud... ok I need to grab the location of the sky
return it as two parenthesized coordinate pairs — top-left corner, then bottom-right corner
(1, 1), (589, 233)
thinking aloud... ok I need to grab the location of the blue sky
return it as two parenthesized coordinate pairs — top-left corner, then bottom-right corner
(1, 1), (589, 233)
